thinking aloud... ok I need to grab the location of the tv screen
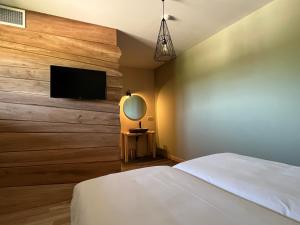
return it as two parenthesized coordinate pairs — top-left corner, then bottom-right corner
(50, 65), (106, 100)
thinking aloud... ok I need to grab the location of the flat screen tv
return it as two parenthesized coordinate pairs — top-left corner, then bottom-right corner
(50, 65), (106, 100)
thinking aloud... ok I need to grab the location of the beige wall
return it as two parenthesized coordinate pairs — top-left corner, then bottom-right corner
(155, 0), (300, 166)
(120, 66), (156, 156)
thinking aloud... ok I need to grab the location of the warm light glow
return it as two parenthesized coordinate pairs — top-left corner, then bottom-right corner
(162, 43), (168, 55)
(120, 93), (150, 132)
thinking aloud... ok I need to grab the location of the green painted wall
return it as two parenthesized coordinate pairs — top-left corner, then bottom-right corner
(155, 0), (300, 166)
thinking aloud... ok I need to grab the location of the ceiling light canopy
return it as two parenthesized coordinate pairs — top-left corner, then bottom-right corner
(154, 0), (176, 62)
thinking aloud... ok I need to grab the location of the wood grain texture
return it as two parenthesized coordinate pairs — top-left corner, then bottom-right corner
(0, 158), (175, 223)
(0, 91), (119, 113)
(0, 40), (120, 69)
(0, 147), (120, 167)
(0, 36), (120, 69)
(0, 133), (120, 152)
(0, 120), (120, 133)
(0, 184), (74, 215)
(0, 10), (122, 191)
(0, 65), (49, 81)
(0, 102), (120, 125)
(27, 11), (117, 46)
(0, 64), (121, 80)
(0, 158), (175, 218)
(0, 76), (49, 95)
(0, 76), (122, 101)
(107, 87), (123, 101)
(0, 161), (121, 187)
(0, 47), (122, 77)
(0, 201), (71, 225)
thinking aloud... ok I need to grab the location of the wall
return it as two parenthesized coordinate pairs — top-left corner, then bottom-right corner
(0, 11), (122, 214)
(120, 66), (156, 156)
(155, 0), (300, 166)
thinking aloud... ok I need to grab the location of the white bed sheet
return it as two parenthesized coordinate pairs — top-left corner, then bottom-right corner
(174, 153), (300, 222)
(71, 166), (299, 225)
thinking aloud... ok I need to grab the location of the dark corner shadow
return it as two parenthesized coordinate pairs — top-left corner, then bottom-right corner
(117, 30), (163, 69)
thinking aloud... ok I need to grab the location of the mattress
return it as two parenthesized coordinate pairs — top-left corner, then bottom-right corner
(174, 153), (300, 222)
(71, 162), (299, 225)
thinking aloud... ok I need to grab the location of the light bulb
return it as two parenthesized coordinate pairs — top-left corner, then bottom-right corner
(162, 39), (168, 55)
(162, 44), (168, 55)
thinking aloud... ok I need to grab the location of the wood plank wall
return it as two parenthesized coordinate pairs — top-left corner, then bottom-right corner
(0, 11), (122, 214)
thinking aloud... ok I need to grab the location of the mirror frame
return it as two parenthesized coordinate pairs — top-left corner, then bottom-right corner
(123, 95), (147, 121)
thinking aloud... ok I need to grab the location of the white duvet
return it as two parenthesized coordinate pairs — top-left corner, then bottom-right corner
(175, 153), (300, 222)
(71, 156), (300, 225)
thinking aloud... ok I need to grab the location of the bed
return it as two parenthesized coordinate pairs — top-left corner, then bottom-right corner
(71, 153), (300, 225)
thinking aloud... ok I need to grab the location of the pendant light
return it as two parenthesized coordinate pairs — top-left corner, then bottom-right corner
(154, 0), (176, 62)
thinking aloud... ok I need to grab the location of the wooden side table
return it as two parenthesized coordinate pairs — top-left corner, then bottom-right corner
(147, 131), (156, 158)
(121, 131), (156, 163)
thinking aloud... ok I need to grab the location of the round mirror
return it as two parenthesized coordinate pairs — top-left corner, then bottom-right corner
(123, 95), (147, 121)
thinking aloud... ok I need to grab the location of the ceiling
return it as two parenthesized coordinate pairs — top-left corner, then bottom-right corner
(0, 0), (273, 69)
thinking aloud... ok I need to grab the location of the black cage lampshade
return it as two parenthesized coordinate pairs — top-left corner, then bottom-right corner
(154, 0), (176, 62)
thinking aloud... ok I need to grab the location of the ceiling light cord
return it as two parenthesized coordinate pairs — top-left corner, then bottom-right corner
(162, 0), (165, 20)
(162, 0), (165, 37)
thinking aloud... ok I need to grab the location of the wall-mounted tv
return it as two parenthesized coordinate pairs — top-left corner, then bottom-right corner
(50, 65), (106, 100)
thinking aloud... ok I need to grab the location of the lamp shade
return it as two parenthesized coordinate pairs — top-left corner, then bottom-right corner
(154, 0), (176, 62)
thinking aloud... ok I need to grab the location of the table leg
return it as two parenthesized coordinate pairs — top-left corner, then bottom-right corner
(148, 133), (156, 159)
(152, 134), (156, 158)
(125, 135), (129, 163)
(121, 134), (124, 160)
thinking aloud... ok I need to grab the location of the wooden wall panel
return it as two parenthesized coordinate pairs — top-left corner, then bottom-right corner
(0, 66), (121, 87)
(0, 120), (120, 133)
(0, 102), (120, 125)
(0, 47), (123, 101)
(0, 29), (121, 64)
(0, 7), (122, 196)
(0, 66), (49, 81)
(0, 47), (122, 76)
(0, 40), (119, 69)
(0, 76), (122, 101)
(0, 184), (75, 215)
(27, 11), (117, 46)
(0, 65), (123, 90)
(0, 161), (121, 187)
(0, 91), (119, 113)
(0, 77), (50, 95)
(0, 133), (119, 152)
(0, 147), (120, 167)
